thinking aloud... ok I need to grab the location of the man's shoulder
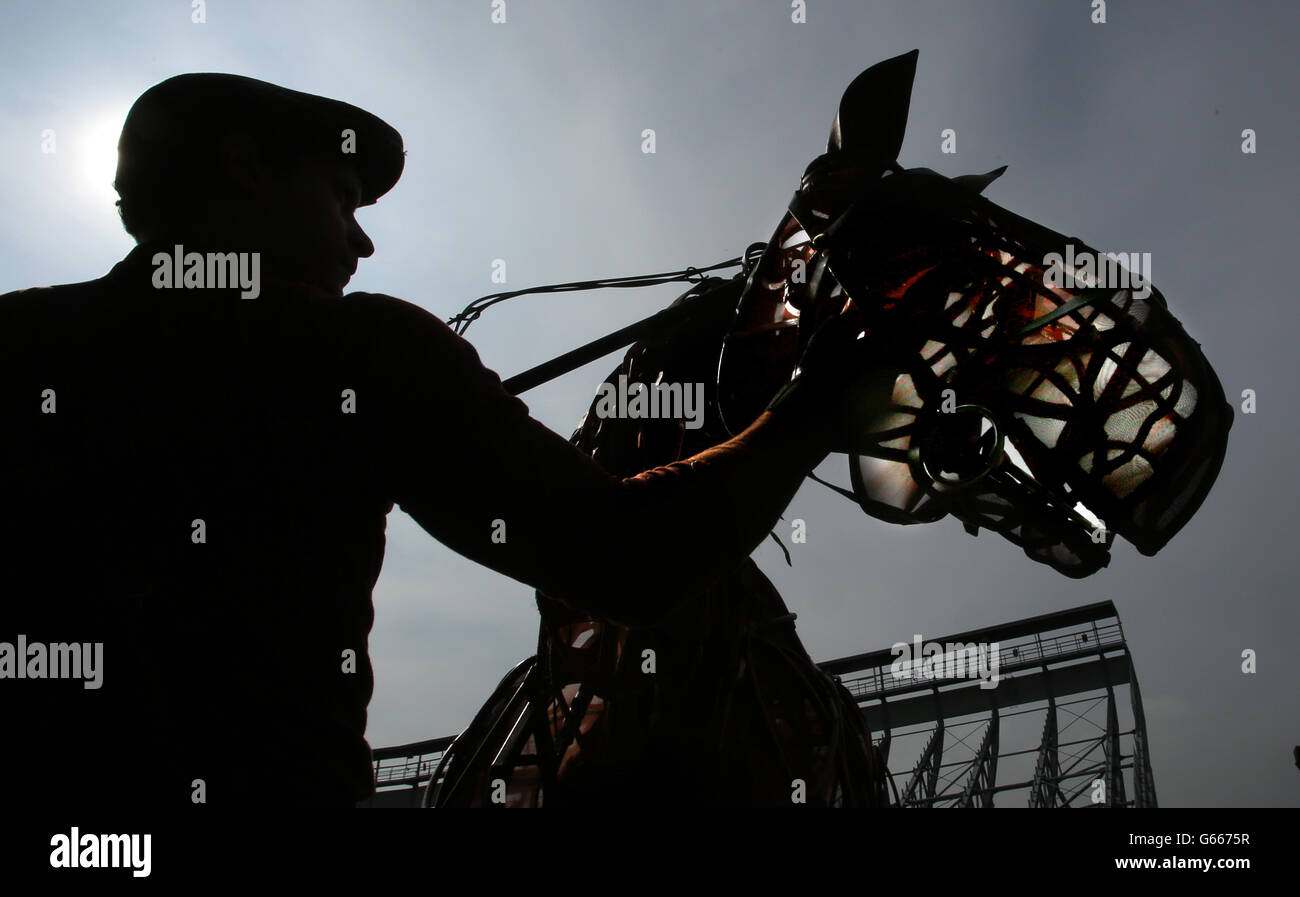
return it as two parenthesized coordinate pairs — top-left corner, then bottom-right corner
(0, 276), (115, 345)
(338, 290), (472, 358)
(0, 275), (104, 310)
(340, 291), (515, 401)
(342, 290), (452, 332)
(0, 273), (447, 327)
(0, 273), (468, 368)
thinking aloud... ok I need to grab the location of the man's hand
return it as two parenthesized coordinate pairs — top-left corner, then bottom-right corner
(764, 302), (909, 456)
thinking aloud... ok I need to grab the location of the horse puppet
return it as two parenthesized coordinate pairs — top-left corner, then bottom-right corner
(424, 50), (1232, 808)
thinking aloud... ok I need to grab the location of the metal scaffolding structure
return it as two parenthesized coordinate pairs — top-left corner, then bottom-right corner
(365, 600), (1156, 807)
(359, 735), (454, 808)
(821, 599), (1157, 807)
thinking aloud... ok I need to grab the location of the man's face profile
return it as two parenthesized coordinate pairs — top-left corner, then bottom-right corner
(244, 151), (375, 296)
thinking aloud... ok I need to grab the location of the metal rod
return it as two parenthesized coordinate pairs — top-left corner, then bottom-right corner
(500, 280), (736, 396)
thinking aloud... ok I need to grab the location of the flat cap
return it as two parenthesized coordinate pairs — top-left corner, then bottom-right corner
(116, 73), (405, 205)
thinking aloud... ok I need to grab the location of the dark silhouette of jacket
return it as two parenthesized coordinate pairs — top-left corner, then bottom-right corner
(0, 242), (776, 806)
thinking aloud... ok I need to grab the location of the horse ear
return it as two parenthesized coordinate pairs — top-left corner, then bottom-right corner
(951, 165), (1008, 194)
(827, 49), (919, 166)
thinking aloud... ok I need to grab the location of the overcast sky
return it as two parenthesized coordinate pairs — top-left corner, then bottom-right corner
(4, 0), (1297, 807)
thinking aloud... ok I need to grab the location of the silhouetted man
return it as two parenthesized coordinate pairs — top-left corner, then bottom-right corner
(0, 74), (866, 807)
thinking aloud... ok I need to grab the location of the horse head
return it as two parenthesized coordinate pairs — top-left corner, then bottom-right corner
(719, 50), (1233, 577)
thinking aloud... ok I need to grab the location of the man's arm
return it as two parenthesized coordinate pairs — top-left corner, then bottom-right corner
(368, 294), (835, 627)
